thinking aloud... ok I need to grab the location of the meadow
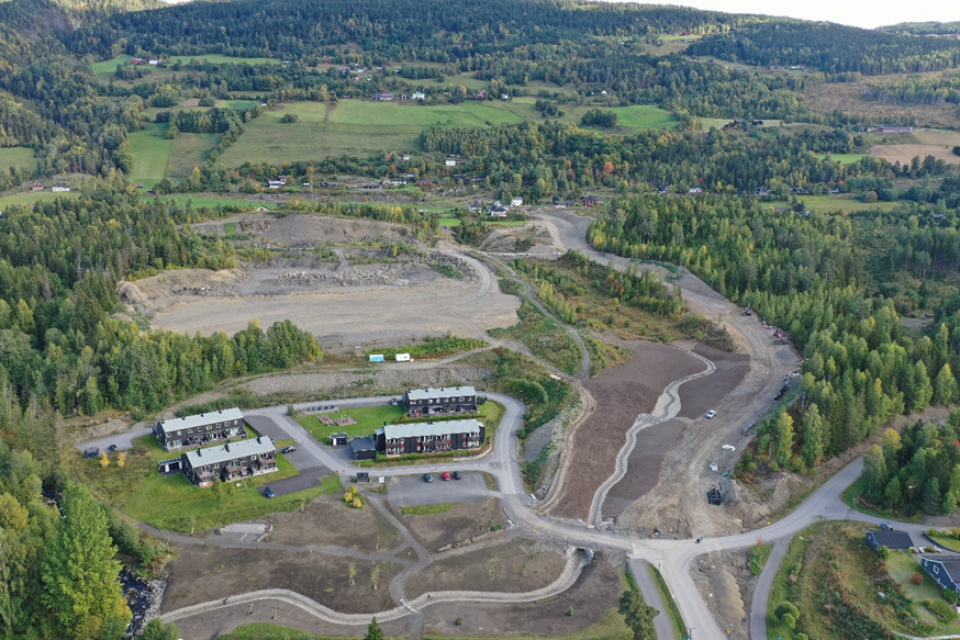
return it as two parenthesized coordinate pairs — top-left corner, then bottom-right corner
(0, 147), (37, 171)
(125, 123), (172, 188)
(0, 190), (79, 207)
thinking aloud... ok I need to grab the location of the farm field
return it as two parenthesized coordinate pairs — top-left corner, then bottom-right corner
(872, 143), (960, 165)
(0, 190), (79, 207)
(818, 153), (867, 164)
(126, 124), (172, 188)
(166, 54), (280, 66)
(217, 98), (676, 165)
(166, 133), (220, 178)
(0, 147), (36, 171)
(789, 195), (901, 214)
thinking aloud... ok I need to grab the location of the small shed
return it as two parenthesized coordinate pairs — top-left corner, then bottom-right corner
(330, 433), (348, 447)
(356, 472), (370, 483)
(369, 354), (384, 363)
(158, 458), (182, 474)
(351, 437), (377, 461)
(865, 530), (913, 550)
(395, 353), (411, 362)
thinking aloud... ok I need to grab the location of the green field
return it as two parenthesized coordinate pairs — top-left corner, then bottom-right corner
(166, 133), (220, 177)
(819, 153), (868, 164)
(166, 54), (280, 66)
(792, 195), (901, 214)
(217, 99), (259, 110)
(216, 98), (675, 165)
(0, 147), (37, 171)
(89, 55), (130, 74)
(126, 124), (173, 188)
(0, 190), (79, 207)
(159, 195), (274, 209)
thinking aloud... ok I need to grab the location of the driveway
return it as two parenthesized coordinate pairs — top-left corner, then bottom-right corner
(262, 467), (328, 498)
(74, 427), (153, 453)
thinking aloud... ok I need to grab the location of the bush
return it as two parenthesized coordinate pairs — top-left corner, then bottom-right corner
(775, 602), (800, 620)
(780, 613), (796, 629)
(912, 573), (924, 585)
(945, 588), (959, 605)
(923, 598), (958, 622)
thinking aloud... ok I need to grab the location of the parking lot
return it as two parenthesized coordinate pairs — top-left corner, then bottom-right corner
(387, 471), (491, 508)
(261, 466), (328, 498)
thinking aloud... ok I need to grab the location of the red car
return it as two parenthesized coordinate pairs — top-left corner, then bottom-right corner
(442, 472), (451, 481)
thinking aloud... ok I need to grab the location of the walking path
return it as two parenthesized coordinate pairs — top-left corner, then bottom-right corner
(628, 559), (678, 640)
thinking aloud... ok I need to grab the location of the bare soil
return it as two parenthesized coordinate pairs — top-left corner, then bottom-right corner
(688, 548), (757, 640)
(552, 342), (706, 520)
(394, 497), (507, 552)
(123, 214), (519, 345)
(479, 221), (562, 258)
(261, 493), (403, 552)
(162, 545), (401, 614)
(404, 538), (568, 599)
(421, 552), (625, 637)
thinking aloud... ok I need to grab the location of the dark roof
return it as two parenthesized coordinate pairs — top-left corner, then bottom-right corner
(924, 558), (960, 583)
(351, 437), (376, 452)
(866, 530), (913, 548)
(331, 432), (347, 439)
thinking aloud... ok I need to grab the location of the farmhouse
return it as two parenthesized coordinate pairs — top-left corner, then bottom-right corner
(511, 197), (523, 206)
(180, 436), (277, 485)
(31, 182), (43, 191)
(402, 386), (478, 417)
(865, 530), (913, 550)
(51, 185), (70, 192)
(375, 418), (484, 456)
(490, 204), (509, 217)
(411, 91), (426, 101)
(921, 557), (960, 596)
(445, 158), (457, 167)
(372, 92), (394, 101)
(154, 407), (246, 452)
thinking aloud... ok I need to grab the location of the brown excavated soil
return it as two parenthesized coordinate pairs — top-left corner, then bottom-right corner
(689, 548), (757, 640)
(261, 493), (403, 553)
(552, 342), (706, 520)
(404, 538), (567, 599)
(394, 497), (507, 553)
(162, 545), (401, 615)
(421, 552), (625, 638)
(601, 344), (748, 520)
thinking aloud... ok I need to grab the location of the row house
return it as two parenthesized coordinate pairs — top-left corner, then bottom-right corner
(154, 407), (246, 452)
(181, 436), (277, 485)
(374, 419), (484, 457)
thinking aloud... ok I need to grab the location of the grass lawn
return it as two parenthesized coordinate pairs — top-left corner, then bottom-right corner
(297, 401), (505, 445)
(0, 147), (37, 171)
(74, 433), (339, 532)
(126, 124), (172, 188)
(747, 542), (774, 576)
(259, 102), (329, 124)
(158, 194), (271, 209)
(886, 552), (960, 634)
(297, 405), (407, 443)
(89, 55), (129, 75)
(0, 190), (79, 207)
(927, 532), (960, 553)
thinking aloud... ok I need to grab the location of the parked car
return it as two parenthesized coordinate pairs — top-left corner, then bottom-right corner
(880, 522), (893, 531)
(705, 410), (717, 419)
(453, 471), (462, 480)
(722, 444), (736, 451)
(442, 472), (451, 481)
(107, 444), (118, 452)
(281, 446), (297, 454)
(423, 473), (434, 483)
(83, 447), (99, 459)
(263, 487), (275, 499)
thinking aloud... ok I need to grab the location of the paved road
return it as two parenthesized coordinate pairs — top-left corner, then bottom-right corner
(629, 559), (678, 640)
(75, 427), (152, 453)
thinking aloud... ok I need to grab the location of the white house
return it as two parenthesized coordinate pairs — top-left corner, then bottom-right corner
(148, 59), (160, 66)
(411, 91), (426, 101)
(511, 197), (523, 207)
(445, 158), (457, 167)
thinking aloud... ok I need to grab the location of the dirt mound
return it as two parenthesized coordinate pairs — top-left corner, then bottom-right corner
(192, 213), (421, 246)
(689, 549), (756, 640)
(121, 269), (251, 304)
(479, 222), (560, 257)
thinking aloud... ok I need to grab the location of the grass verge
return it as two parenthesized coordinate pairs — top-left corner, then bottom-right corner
(488, 301), (581, 375)
(747, 542), (774, 576)
(647, 564), (685, 640)
(399, 503), (453, 515)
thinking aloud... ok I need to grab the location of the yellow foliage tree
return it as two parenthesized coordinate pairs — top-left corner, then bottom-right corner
(116, 452), (126, 468)
(98, 452), (110, 468)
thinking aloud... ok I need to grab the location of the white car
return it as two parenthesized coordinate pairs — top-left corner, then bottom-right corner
(705, 410), (717, 419)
